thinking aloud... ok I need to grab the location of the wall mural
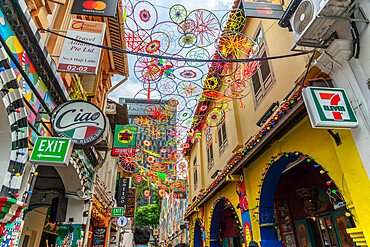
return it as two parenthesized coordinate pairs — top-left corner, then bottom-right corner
(236, 177), (253, 246)
(0, 10), (56, 143)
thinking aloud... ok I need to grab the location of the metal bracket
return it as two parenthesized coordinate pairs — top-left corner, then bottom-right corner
(319, 13), (369, 23)
(327, 129), (342, 146)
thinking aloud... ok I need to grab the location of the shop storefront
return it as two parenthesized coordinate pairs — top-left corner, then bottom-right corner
(186, 90), (370, 247)
(88, 191), (110, 247)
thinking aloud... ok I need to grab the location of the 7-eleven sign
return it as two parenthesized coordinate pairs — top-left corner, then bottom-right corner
(302, 87), (358, 129)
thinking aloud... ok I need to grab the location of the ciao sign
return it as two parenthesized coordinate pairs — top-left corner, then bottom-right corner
(51, 100), (106, 148)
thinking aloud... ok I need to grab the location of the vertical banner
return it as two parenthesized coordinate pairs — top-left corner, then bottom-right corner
(125, 188), (137, 218)
(112, 125), (138, 156)
(116, 178), (130, 206)
(71, 0), (119, 17)
(92, 228), (107, 247)
(57, 19), (106, 75)
(243, 0), (284, 19)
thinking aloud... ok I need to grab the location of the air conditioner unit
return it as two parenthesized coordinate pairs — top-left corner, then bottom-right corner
(290, 0), (350, 46)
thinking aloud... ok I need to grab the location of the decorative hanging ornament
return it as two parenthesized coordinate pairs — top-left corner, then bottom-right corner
(187, 129), (202, 143)
(159, 189), (166, 197)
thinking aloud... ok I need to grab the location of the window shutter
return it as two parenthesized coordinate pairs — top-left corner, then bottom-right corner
(222, 122), (227, 141)
(210, 143), (213, 161)
(260, 51), (271, 83)
(252, 71), (261, 94)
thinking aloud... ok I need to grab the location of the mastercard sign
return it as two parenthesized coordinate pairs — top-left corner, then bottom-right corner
(71, 0), (118, 17)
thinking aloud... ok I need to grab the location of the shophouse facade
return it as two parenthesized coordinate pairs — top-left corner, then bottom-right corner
(0, 0), (128, 245)
(185, 1), (370, 247)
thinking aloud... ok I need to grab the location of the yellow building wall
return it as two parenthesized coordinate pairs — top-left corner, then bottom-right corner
(188, 17), (309, 213)
(189, 116), (370, 247)
(242, 117), (370, 244)
(236, 18), (309, 144)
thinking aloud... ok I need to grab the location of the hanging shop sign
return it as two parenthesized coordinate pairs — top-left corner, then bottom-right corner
(57, 19), (106, 75)
(112, 125), (138, 156)
(117, 216), (128, 227)
(243, 0), (284, 19)
(30, 136), (73, 166)
(112, 207), (124, 217)
(92, 227), (107, 247)
(71, 0), (118, 17)
(51, 100), (106, 148)
(125, 188), (137, 218)
(302, 87), (358, 129)
(116, 178), (130, 206)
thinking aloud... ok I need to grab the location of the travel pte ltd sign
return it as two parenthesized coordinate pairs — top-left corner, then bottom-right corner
(57, 19), (106, 75)
(302, 87), (358, 129)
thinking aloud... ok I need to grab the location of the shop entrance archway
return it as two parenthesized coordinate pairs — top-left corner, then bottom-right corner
(209, 198), (243, 247)
(258, 153), (355, 247)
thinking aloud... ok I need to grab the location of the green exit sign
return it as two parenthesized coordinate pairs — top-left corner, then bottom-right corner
(112, 207), (124, 217)
(30, 136), (73, 166)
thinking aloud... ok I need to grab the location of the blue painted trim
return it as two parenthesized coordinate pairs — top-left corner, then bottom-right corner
(210, 200), (226, 247)
(194, 219), (202, 247)
(259, 155), (300, 244)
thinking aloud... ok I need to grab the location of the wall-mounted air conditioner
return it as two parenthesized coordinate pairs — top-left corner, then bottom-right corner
(290, 0), (350, 47)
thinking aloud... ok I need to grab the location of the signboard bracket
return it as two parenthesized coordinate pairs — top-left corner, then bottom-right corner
(327, 129), (342, 146)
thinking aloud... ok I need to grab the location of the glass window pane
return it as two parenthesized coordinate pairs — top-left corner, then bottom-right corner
(252, 71), (261, 92)
(260, 52), (271, 82)
(222, 122), (227, 140)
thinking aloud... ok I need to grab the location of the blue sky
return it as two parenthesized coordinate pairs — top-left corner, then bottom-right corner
(108, 0), (236, 102)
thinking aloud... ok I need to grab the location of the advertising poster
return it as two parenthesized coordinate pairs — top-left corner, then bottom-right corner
(92, 228), (107, 247)
(71, 0), (119, 17)
(243, 0), (284, 19)
(57, 19), (106, 75)
(112, 125), (138, 156)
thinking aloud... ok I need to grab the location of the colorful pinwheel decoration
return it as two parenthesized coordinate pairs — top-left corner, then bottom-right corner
(187, 129), (202, 143)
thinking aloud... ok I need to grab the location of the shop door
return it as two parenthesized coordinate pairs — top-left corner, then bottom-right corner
(316, 215), (340, 247)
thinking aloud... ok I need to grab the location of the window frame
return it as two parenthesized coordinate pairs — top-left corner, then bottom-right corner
(206, 129), (214, 172)
(251, 22), (276, 108)
(193, 156), (198, 190)
(217, 121), (228, 156)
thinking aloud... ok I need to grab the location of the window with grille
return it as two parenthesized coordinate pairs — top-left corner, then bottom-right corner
(217, 121), (228, 155)
(251, 26), (276, 106)
(206, 129), (214, 171)
(193, 156), (198, 189)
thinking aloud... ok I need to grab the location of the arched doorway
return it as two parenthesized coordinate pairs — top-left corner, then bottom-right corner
(259, 153), (355, 247)
(210, 198), (244, 247)
(21, 166), (66, 247)
(194, 219), (203, 247)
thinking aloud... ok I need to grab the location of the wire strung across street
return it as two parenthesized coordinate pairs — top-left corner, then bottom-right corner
(39, 28), (313, 63)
